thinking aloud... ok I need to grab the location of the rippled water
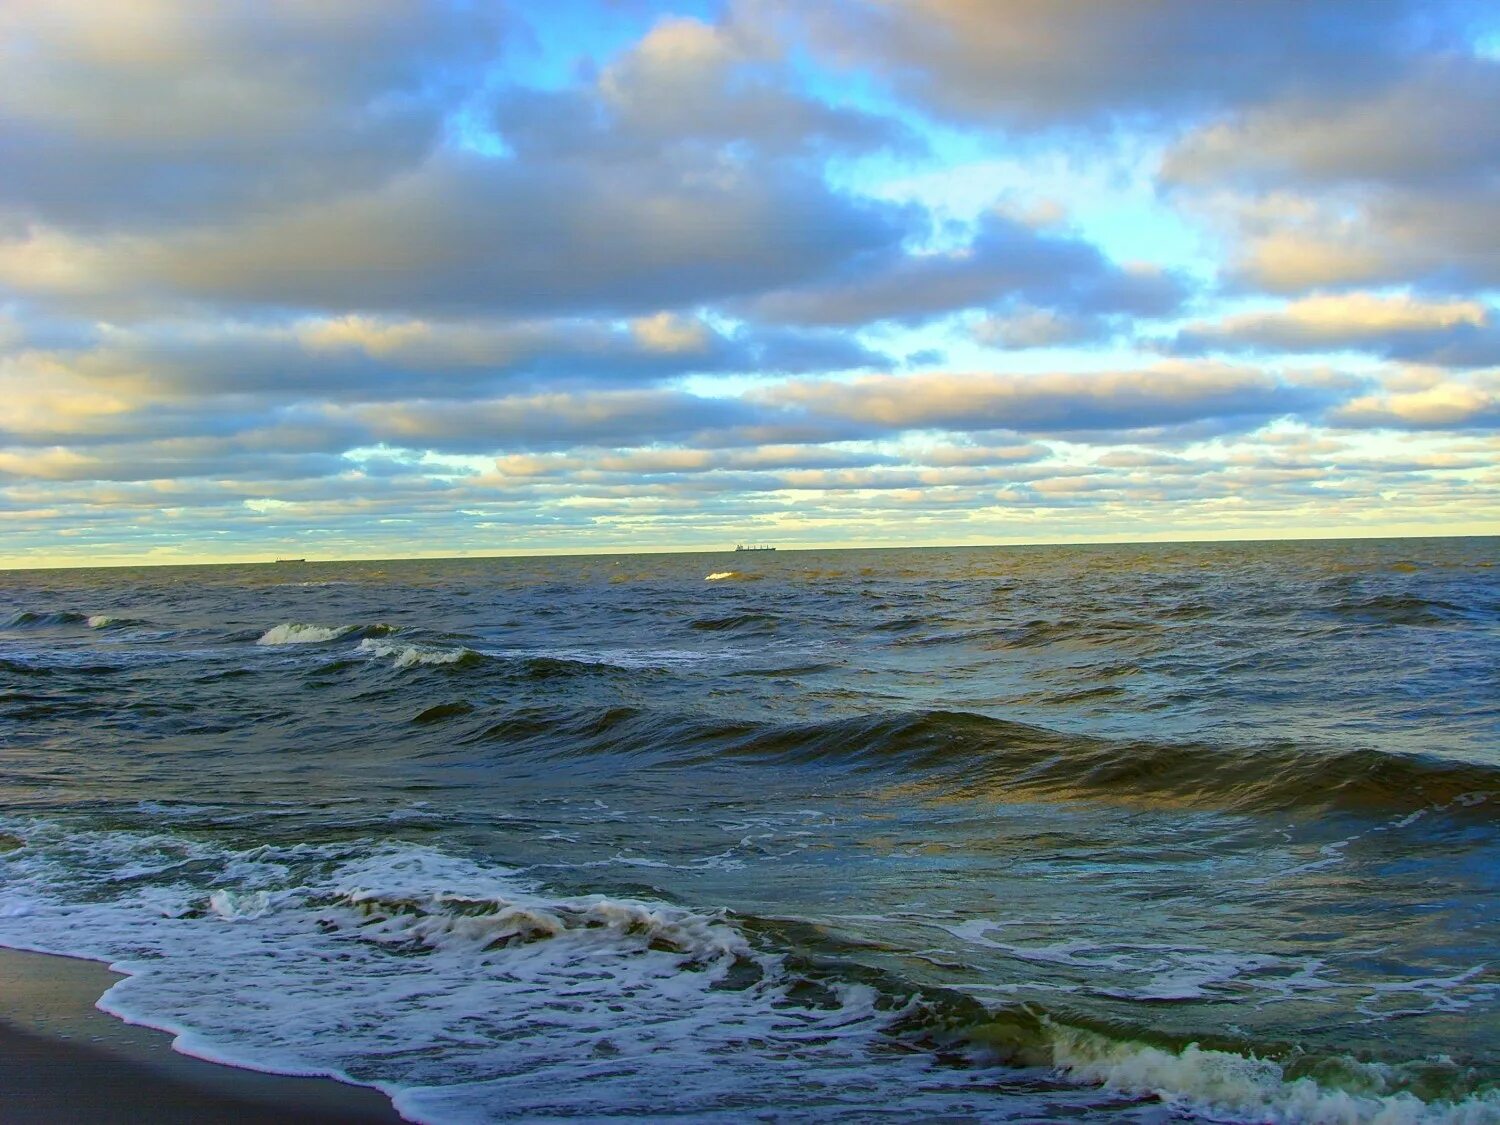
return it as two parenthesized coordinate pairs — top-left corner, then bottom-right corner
(1, 539), (1497, 1122)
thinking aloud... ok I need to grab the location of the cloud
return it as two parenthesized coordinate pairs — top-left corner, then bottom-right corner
(0, 315), (888, 437)
(1163, 58), (1500, 295)
(742, 209), (1188, 327)
(1170, 293), (1500, 366)
(0, 5), (924, 325)
(1329, 374), (1500, 430)
(0, 154), (909, 320)
(500, 14), (907, 159)
(973, 308), (1111, 349)
(1164, 59), (1500, 192)
(1195, 187), (1500, 294)
(0, 0), (506, 229)
(338, 389), (759, 453)
(786, 0), (1445, 127)
(761, 363), (1330, 436)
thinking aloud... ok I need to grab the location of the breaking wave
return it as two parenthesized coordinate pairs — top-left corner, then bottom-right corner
(357, 638), (476, 668)
(256, 622), (396, 645)
(0, 819), (1494, 1124)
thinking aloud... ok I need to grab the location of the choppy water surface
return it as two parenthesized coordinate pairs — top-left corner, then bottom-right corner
(1, 539), (1497, 1123)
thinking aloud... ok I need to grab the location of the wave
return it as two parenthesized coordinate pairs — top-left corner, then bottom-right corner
(255, 622), (396, 646)
(354, 639), (704, 676)
(0, 654), (123, 677)
(891, 618), (1157, 651)
(356, 638), (475, 668)
(1043, 1025), (1500, 1124)
(758, 711), (1500, 818)
(466, 705), (1498, 819)
(930, 1005), (1500, 1125)
(705, 570), (760, 581)
(0, 824), (958, 1121)
(688, 612), (780, 633)
(412, 701), (474, 723)
(0, 657), (53, 677)
(0, 820), (1493, 1124)
(1329, 594), (1469, 627)
(4, 610), (90, 628)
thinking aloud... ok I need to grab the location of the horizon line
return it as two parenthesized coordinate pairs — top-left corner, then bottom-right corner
(0, 529), (1493, 574)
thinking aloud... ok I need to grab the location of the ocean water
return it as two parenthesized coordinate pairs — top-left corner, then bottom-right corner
(0, 538), (1497, 1123)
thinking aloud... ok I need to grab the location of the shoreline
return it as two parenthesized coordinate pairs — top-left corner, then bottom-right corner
(0, 945), (405, 1123)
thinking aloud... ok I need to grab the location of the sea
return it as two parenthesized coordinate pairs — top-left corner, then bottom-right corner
(0, 538), (1496, 1123)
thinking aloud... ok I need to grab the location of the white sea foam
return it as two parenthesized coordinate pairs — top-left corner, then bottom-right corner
(86, 615), (117, 629)
(0, 820), (1001, 1122)
(357, 638), (469, 668)
(0, 817), (1493, 1125)
(705, 571), (739, 580)
(1047, 1022), (1500, 1125)
(208, 889), (273, 920)
(256, 623), (354, 645)
(358, 637), (722, 672)
(941, 919), (1318, 1005)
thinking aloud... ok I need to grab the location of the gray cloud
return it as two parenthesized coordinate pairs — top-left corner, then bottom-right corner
(0, 154), (907, 320)
(761, 365), (1332, 436)
(0, 0), (506, 230)
(1218, 187), (1500, 294)
(784, 0), (1451, 127)
(1164, 58), (1500, 193)
(742, 210), (1188, 327)
(2, 315), (888, 410)
(1168, 295), (1500, 367)
(494, 15), (910, 160)
(1161, 54), (1500, 295)
(338, 390), (761, 454)
(0, 5), (927, 326)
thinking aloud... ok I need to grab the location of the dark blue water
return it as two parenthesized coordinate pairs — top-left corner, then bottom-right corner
(1, 539), (1496, 1122)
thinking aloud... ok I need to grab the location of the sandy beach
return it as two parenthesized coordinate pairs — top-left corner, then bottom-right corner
(0, 946), (403, 1123)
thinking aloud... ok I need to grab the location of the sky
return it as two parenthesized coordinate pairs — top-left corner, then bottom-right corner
(1, 0), (1497, 567)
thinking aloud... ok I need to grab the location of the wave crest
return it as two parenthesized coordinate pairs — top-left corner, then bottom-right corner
(330, 886), (747, 962)
(357, 639), (474, 668)
(465, 705), (1498, 819)
(4, 611), (88, 628)
(256, 622), (395, 646)
(1044, 1020), (1500, 1125)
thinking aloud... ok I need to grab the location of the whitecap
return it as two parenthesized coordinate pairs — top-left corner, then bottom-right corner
(1047, 1021), (1500, 1125)
(256, 623), (353, 645)
(357, 638), (469, 668)
(208, 890), (273, 921)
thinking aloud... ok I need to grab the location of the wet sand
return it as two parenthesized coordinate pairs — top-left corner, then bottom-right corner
(0, 946), (404, 1123)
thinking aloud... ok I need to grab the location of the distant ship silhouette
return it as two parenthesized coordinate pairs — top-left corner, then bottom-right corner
(734, 544), (775, 552)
